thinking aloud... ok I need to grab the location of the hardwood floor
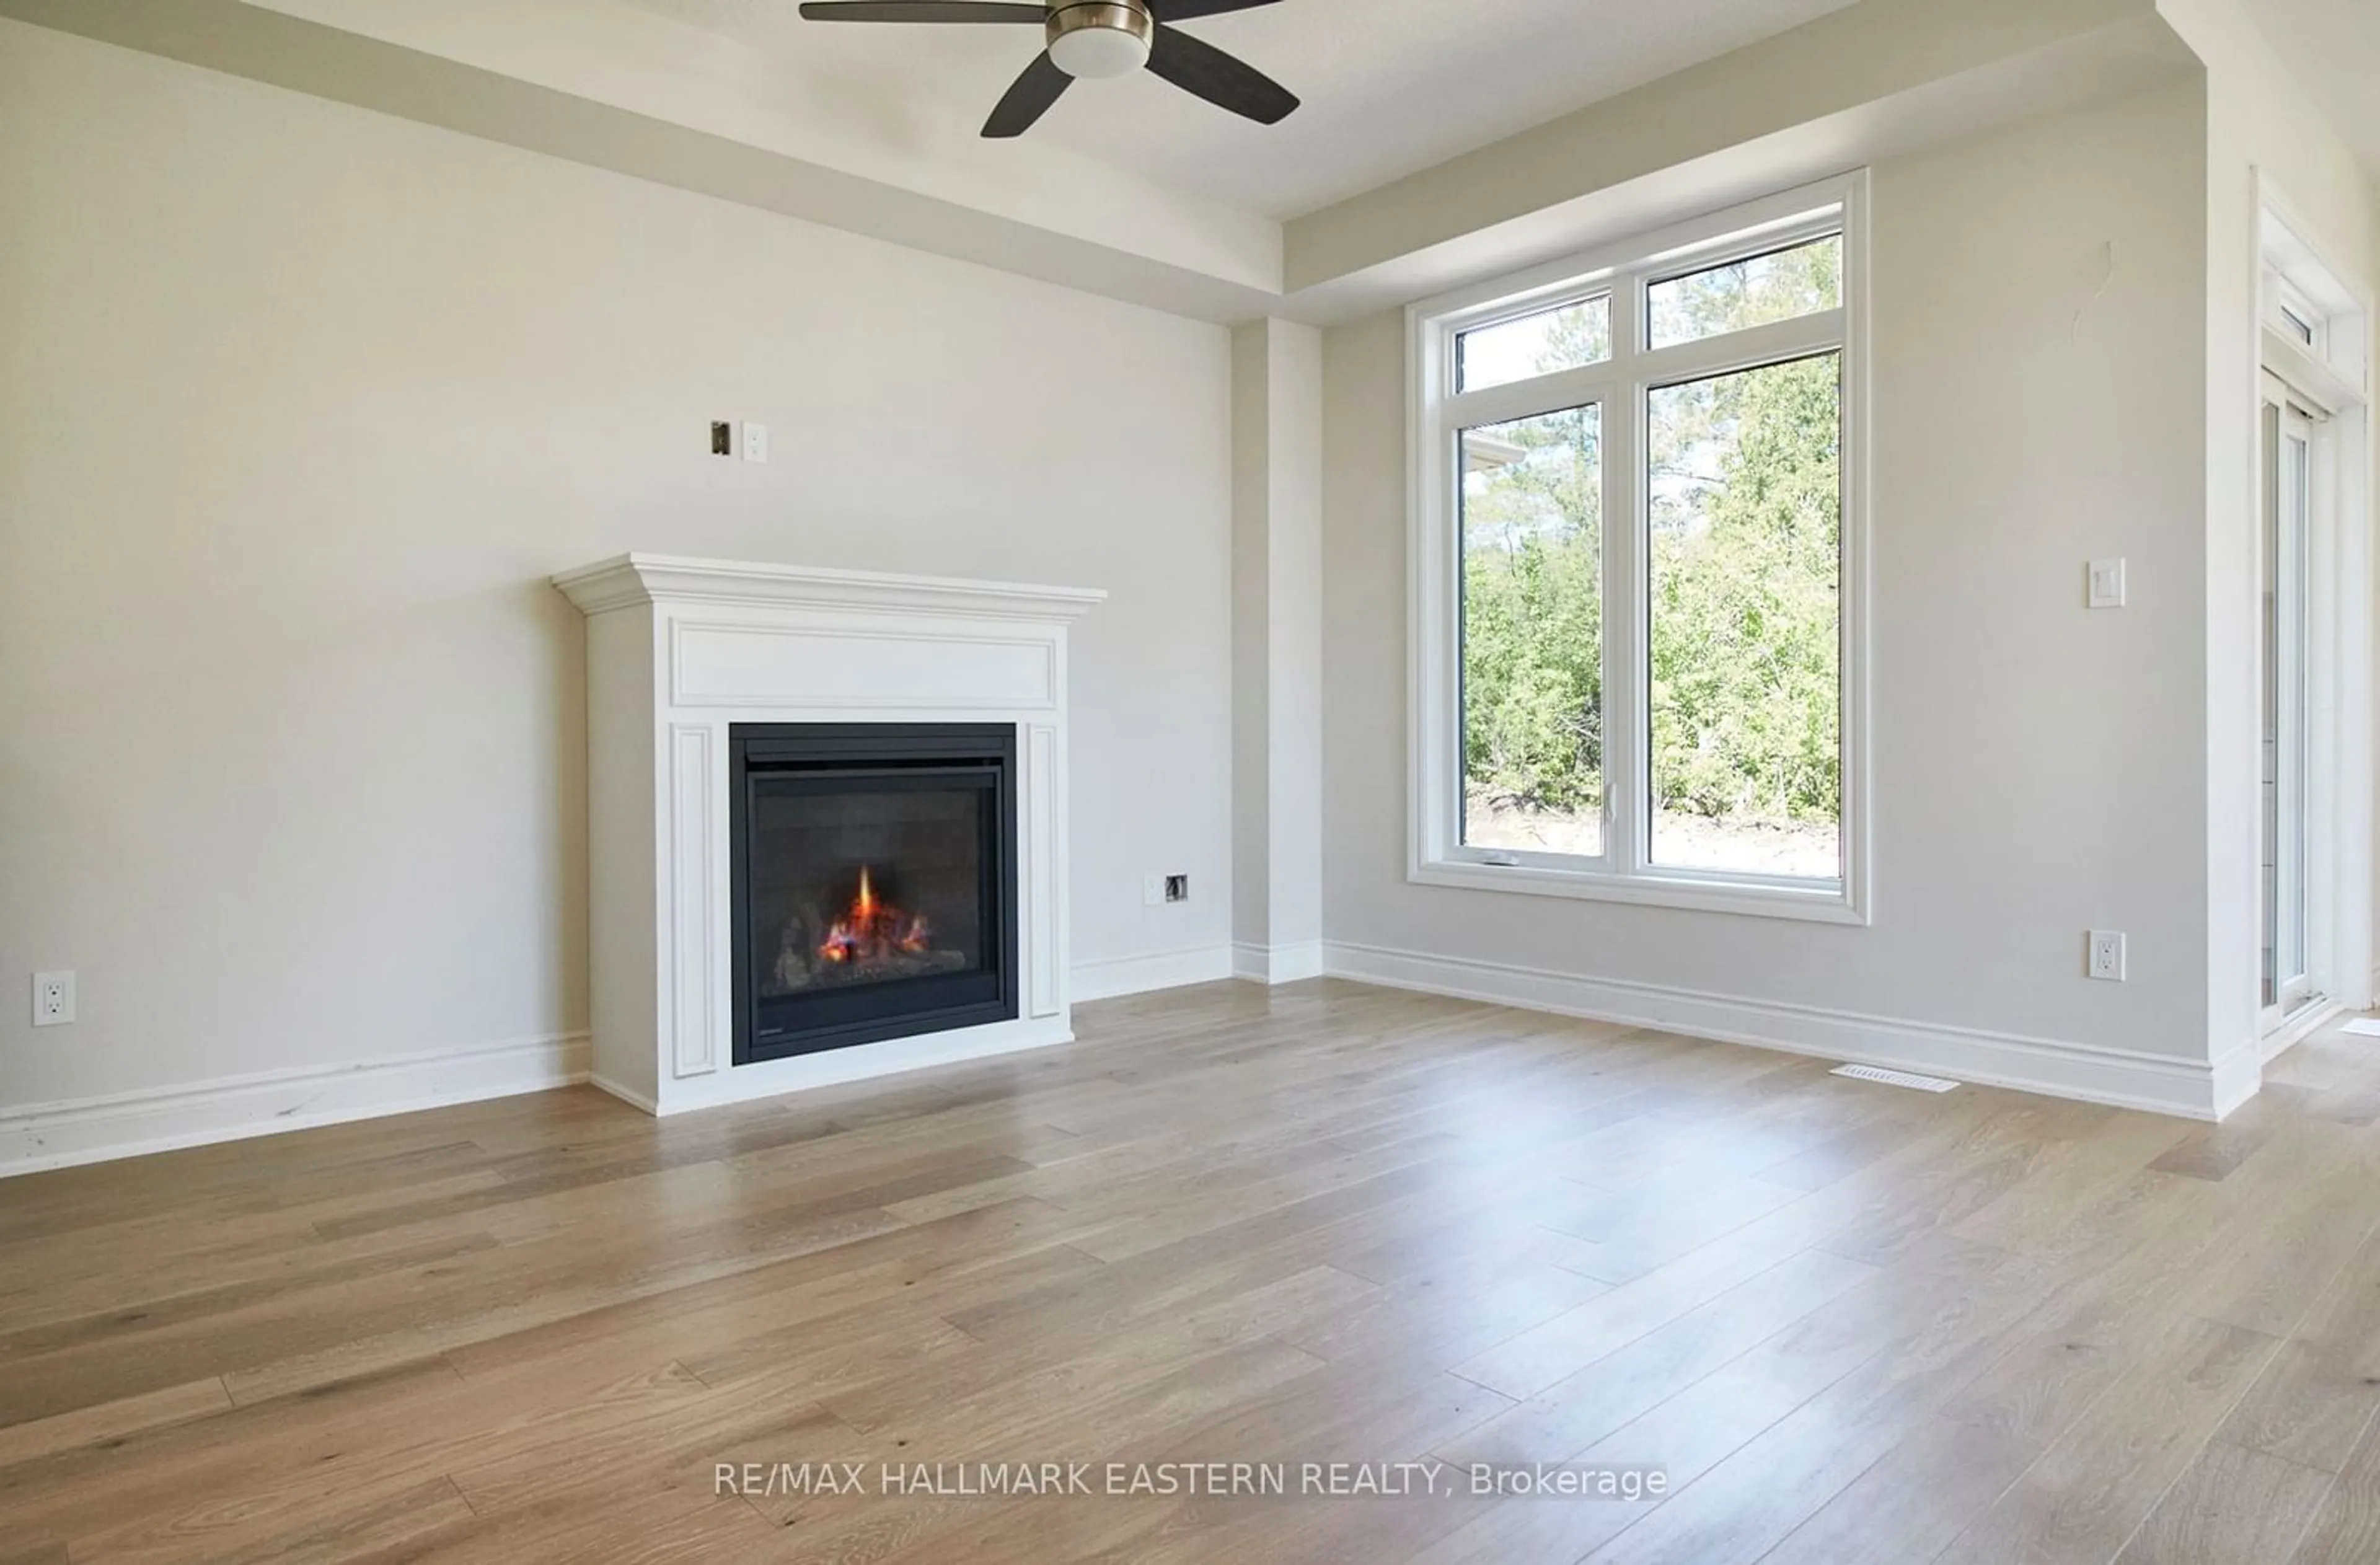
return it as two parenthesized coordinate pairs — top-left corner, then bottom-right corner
(6, 979), (2380, 1563)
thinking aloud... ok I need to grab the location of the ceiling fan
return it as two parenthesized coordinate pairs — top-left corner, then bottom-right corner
(794, 1), (1299, 139)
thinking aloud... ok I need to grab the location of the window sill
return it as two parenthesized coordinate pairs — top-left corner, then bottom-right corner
(1410, 857), (1869, 925)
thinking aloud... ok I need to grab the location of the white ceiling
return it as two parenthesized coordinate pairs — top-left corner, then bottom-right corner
(611, 0), (1858, 219)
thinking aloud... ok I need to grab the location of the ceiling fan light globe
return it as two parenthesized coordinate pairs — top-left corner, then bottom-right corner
(1049, 27), (1149, 77)
(1046, 2), (1155, 79)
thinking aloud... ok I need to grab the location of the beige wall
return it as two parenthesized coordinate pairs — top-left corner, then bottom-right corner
(0, 19), (1235, 1108)
(1321, 82), (2217, 1065)
(6, 0), (2377, 1142)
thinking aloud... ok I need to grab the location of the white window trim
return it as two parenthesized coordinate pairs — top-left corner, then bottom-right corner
(1405, 173), (1872, 925)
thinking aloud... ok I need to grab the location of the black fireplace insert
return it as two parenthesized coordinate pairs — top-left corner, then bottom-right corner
(729, 723), (1019, 1066)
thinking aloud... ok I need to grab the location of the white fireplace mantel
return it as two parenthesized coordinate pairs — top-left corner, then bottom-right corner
(553, 553), (1104, 1116)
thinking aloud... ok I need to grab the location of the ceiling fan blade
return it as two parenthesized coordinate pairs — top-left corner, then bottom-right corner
(1153, 0), (1284, 19)
(1146, 24), (1298, 125)
(983, 51), (1073, 138)
(797, 2), (1046, 22)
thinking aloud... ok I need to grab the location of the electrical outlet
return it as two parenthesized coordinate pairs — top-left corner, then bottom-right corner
(1144, 874), (1165, 907)
(2087, 931), (2127, 982)
(32, 970), (74, 1027)
(742, 422), (769, 464)
(711, 421), (733, 457)
(1165, 875), (1189, 904)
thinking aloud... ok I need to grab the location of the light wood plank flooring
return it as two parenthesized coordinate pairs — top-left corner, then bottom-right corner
(6, 979), (2380, 1563)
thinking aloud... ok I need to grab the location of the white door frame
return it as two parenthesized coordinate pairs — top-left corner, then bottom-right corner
(2253, 178), (2374, 1048)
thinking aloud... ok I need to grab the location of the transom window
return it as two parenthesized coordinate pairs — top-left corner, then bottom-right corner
(1409, 177), (1869, 922)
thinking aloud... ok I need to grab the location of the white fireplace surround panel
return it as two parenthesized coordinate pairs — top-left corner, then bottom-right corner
(552, 553), (1104, 1116)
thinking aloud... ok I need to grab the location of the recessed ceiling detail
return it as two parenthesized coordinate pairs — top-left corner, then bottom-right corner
(624, 0), (1858, 217)
(0, 0), (2233, 323)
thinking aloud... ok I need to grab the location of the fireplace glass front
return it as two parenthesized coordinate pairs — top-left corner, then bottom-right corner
(730, 725), (1018, 1065)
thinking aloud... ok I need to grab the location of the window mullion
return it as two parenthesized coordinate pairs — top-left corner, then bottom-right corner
(1637, 309), (1845, 389)
(1606, 281), (1646, 879)
(1445, 365), (1623, 431)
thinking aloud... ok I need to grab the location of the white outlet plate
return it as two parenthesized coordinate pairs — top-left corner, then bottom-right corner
(1144, 874), (1165, 907)
(742, 422), (769, 464)
(33, 970), (74, 1026)
(2087, 931), (2127, 982)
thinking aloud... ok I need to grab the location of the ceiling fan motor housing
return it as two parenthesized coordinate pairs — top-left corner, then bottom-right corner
(1046, 0), (1154, 79)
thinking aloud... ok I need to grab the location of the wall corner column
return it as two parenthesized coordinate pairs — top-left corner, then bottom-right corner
(1232, 317), (1326, 984)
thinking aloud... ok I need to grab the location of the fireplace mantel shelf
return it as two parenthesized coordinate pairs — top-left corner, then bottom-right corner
(552, 553), (1108, 622)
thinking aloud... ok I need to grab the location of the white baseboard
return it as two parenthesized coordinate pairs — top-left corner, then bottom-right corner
(588, 1073), (661, 1114)
(12, 936), (2257, 1173)
(1233, 941), (1326, 985)
(2211, 1039), (2264, 1119)
(2258, 997), (2346, 1065)
(1323, 940), (2231, 1121)
(1072, 945), (1235, 1002)
(0, 1032), (590, 1178)
(4, 943), (1234, 1174)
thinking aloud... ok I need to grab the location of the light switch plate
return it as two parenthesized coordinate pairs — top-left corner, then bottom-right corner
(2087, 559), (2126, 609)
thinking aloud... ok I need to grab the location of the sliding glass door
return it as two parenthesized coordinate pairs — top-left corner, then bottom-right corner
(2260, 379), (2313, 1022)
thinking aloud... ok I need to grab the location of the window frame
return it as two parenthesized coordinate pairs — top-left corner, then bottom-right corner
(1406, 174), (1872, 924)
(2269, 273), (2329, 359)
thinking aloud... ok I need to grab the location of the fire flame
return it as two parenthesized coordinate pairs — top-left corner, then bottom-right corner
(818, 865), (932, 965)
